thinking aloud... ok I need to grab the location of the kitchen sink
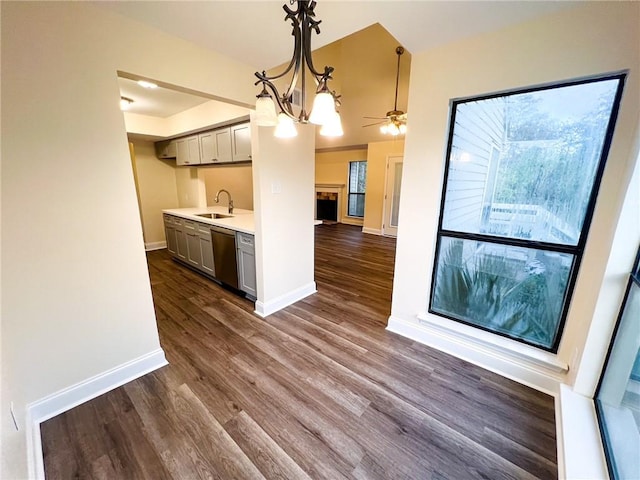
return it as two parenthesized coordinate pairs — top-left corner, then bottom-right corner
(195, 212), (233, 219)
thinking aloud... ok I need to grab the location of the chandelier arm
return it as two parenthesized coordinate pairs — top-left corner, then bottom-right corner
(301, 11), (332, 85)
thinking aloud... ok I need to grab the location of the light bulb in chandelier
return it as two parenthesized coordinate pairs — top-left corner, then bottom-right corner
(309, 88), (337, 126)
(320, 110), (343, 137)
(274, 113), (298, 138)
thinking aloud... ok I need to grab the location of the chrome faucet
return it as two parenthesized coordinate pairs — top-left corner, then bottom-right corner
(214, 189), (234, 214)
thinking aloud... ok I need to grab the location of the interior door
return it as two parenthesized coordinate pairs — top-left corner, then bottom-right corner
(383, 155), (403, 237)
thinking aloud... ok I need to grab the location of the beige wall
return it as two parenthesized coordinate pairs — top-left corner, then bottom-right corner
(1, 2), (256, 477)
(363, 140), (405, 233)
(252, 119), (316, 316)
(130, 140), (180, 247)
(201, 164), (254, 210)
(315, 148), (367, 224)
(391, 2), (640, 390)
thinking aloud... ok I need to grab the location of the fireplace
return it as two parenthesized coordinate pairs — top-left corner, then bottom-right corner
(315, 183), (344, 223)
(316, 191), (338, 221)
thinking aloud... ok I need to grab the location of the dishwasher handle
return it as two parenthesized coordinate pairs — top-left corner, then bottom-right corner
(211, 226), (235, 236)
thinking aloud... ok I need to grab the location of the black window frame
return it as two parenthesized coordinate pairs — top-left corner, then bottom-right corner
(428, 71), (627, 353)
(594, 245), (640, 479)
(347, 160), (367, 218)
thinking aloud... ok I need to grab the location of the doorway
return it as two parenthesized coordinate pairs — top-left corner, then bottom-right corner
(383, 155), (403, 237)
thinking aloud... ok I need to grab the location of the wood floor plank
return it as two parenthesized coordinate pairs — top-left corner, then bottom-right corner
(42, 224), (557, 480)
(224, 411), (313, 480)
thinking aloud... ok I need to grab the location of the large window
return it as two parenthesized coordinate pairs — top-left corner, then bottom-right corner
(596, 247), (640, 480)
(429, 73), (626, 351)
(348, 160), (367, 217)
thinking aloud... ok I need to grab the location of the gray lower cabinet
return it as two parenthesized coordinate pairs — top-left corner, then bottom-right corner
(236, 232), (256, 298)
(164, 214), (187, 260)
(163, 214), (216, 276)
(164, 220), (178, 256)
(183, 220), (201, 268)
(163, 214), (256, 299)
(198, 223), (215, 276)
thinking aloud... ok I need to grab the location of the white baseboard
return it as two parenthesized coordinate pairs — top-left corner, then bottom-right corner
(145, 241), (167, 251)
(341, 217), (364, 227)
(362, 227), (383, 236)
(27, 348), (168, 479)
(254, 282), (317, 318)
(386, 314), (566, 396)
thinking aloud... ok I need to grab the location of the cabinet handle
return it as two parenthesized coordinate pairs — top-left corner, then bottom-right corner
(248, 155), (252, 159)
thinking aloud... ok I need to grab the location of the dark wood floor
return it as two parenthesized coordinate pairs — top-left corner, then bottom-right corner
(41, 223), (557, 479)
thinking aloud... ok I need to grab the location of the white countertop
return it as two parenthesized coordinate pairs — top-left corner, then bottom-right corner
(163, 206), (255, 234)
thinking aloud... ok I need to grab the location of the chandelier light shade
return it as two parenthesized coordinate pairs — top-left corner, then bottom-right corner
(274, 113), (298, 138)
(319, 109), (343, 137)
(255, 88), (279, 126)
(254, 0), (342, 137)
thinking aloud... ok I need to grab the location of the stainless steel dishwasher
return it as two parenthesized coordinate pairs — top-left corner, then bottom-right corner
(210, 226), (238, 289)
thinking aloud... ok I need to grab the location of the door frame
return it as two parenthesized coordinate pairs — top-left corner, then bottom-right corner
(382, 155), (403, 237)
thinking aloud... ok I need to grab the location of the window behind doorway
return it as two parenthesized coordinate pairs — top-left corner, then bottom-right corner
(348, 161), (367, 218)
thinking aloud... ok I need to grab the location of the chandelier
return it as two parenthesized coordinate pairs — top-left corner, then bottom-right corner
(254, 0), (343, 138)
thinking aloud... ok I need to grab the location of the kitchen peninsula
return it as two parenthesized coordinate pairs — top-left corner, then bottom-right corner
(162, 206), (256, 299)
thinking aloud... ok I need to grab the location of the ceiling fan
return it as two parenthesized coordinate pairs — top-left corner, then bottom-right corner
(363, 46), (407, 136)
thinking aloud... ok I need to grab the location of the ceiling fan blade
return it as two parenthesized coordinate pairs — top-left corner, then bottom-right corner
(363, 116), (388, 120)
(362, 121), (385, 128)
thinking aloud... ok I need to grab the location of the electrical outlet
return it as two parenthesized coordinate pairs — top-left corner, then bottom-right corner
(10, 402), (19, 431)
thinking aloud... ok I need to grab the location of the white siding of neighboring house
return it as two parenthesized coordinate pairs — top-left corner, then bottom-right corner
(442, 98), (505, 233)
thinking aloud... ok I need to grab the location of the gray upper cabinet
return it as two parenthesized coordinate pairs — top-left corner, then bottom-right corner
(199, 132), (216, 164)
(199, 128), (232, 164)
(176, 136), (201, 166)
(214, 128), (233, 163)
(155, 139), (177, 159)
(157, 120), (251, 166)
(231, 123), (251, 162)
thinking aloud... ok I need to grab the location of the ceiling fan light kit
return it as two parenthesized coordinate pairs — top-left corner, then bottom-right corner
(254, 0), (342, 138)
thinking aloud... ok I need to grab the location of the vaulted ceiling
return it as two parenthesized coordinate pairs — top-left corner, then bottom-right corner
(108, 1), (579, 149)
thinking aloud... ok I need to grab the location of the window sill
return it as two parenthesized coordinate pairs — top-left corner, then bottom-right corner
(416, 312), (568, 374)
(557, 385), (609, 479)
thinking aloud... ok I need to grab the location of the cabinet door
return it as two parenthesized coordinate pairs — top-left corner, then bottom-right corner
(155, 139), (177, 159)
(165, 226), (178, 256)
(231, 123), (252, 162)
(187, 136), (201, 165)
(237, 249), (257, 297)
(176, 136), (201, 166)
(175, 139), (188, 166)
(199, 132), (217, 164)
(199, 234), (215, 276)
(236, 232), (256, 297)
(186, 232), (202, 268)
(183, 220), (201, 267)
(214, 128), (232, 163)
(176, 229), (188, 260)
